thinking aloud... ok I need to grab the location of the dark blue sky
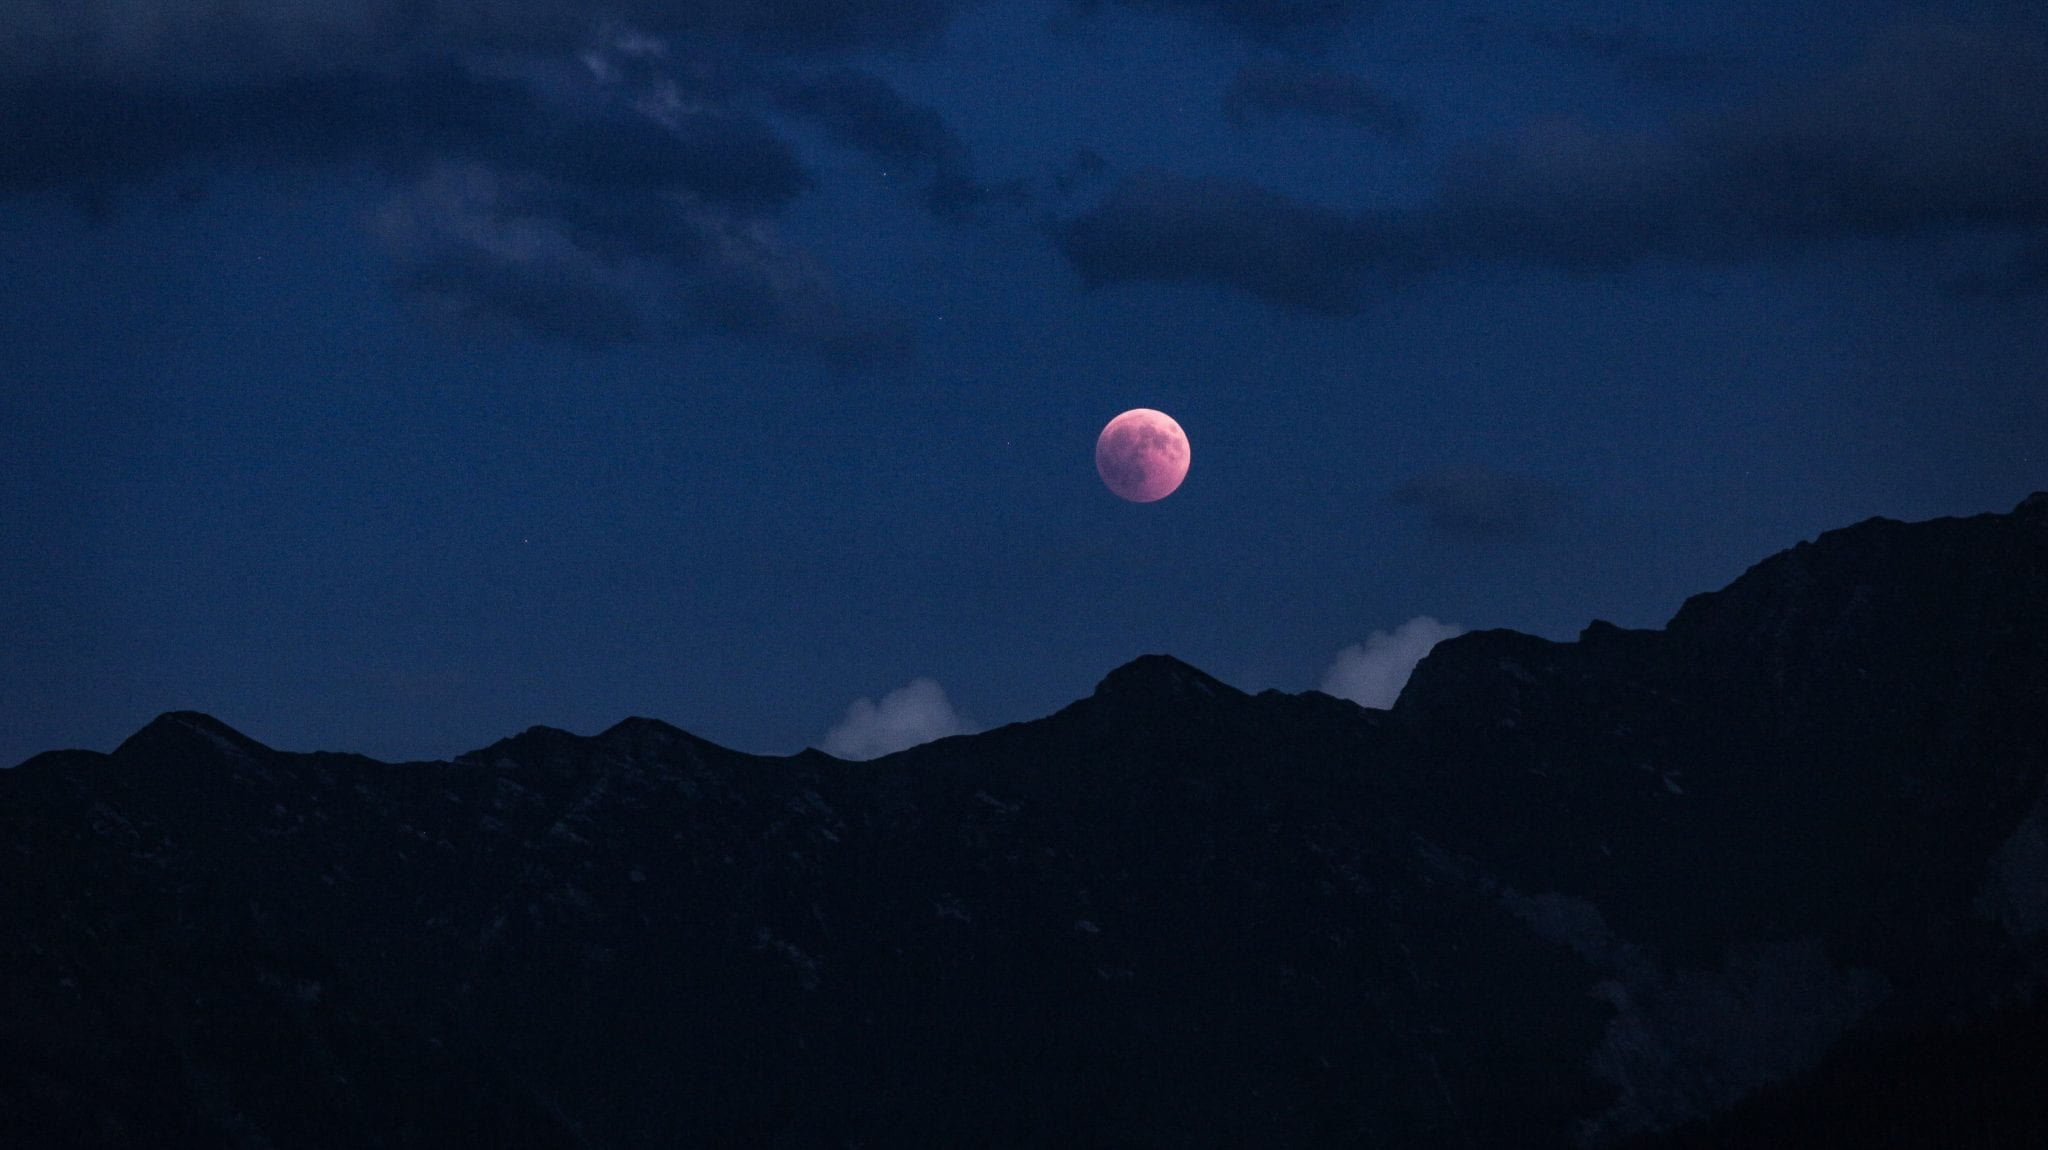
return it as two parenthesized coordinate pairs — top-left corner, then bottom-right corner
(4, 0), (2043, 765)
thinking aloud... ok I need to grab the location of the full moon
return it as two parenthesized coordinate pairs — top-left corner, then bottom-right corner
(1095, 408), (1191, 503)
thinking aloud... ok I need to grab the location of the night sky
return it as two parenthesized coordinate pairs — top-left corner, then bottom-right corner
(4, 0), (2043, 767)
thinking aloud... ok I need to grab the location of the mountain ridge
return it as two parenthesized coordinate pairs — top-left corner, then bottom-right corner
(21, 492), (2041, 775)
(2, 492), (2044, 1148)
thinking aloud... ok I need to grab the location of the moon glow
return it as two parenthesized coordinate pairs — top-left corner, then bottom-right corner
(1095, 408), (1191, 503)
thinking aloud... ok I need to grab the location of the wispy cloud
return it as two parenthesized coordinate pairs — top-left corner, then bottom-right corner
(373, 157), (910, 364)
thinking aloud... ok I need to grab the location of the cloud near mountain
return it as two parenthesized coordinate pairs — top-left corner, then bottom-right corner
(820, 676), (974, 759)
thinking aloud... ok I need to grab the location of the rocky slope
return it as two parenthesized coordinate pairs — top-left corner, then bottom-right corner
(4, 494), (2044, 1147)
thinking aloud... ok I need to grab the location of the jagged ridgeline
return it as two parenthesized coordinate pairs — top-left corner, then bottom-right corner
(5, 496), (2046, 1148)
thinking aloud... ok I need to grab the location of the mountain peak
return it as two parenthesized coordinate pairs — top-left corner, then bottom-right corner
(1090, 654), (1244, 706)
(2018, 491), (2048, 518)
(598, 716), (684, 740)
(596, 715), (714, 756)
(455, 724), (583, 766)
(113, 711), (272, 762)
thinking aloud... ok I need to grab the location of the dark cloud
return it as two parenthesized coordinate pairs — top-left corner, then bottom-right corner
(1435, 20), (2048, 262)
(924, 168), (1028, 219)
(0, 1), (960, 83)
(772, 68), (1022, 219)
(522, 106), (810, 209)
(1058, 20), (2048, 311)
(1076, 0), (1377, 41)
(682, 215), (916, 369)
(1051, 147), (1109, 198)
(1539, 24), (1755, 92)
(1389, 469), (1568, 535)
(0, 8), (942, 364)
(0, 61), (810, 207)
(1223, 58), (1414, 137)
(377, 163), (910, 366)
(776, 69), (956, 168)
(1699, 24), (2048, 244)
(1945, 238), (2048, 300)
(1057, 170), (1400, 313)
(647, 0), (958, 53)
(0, 66), (530, 194)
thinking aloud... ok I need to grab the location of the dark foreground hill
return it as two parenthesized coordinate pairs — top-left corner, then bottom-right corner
(4, 495), (2045, 1148)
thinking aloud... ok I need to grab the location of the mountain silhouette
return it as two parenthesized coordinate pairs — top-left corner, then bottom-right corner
(3, 495), (2045, 1147)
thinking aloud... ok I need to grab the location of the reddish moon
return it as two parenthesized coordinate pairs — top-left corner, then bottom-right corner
(1095, 408), (1191, 503)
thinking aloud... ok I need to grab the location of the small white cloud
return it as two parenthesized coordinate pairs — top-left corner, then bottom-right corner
(820, 677), (974, 760)
(1320, 616), (1463, 709)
